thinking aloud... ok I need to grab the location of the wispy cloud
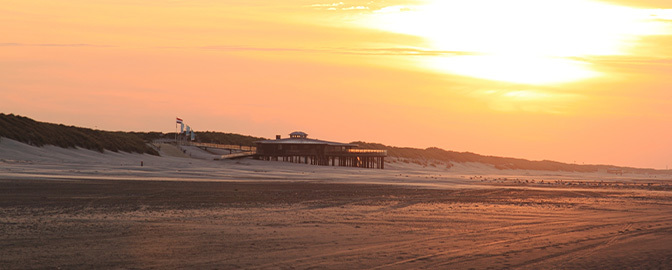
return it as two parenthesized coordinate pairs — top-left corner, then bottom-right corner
(646, 8), (672, 20)
(4, 43), (477, 57)
(199, 46), (310, 53)
(309, 2), (369, 11)
(0, 43), (113, 48)
(373, 5), (414, 13)
(569, 56), (672, 65)
(310, 2), (344, 8)
(343, 47), (478, 56)
(342, 6), (368, 10)
(199, 45), (478, 56)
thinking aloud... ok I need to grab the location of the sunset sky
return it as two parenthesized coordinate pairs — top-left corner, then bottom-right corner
(2, 0), (672, 169)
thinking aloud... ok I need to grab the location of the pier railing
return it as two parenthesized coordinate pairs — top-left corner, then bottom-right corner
(346, 149), (387, 154)
(154, 139), (256, 152)
(189, 142), (256, 152)
(325, 149), (387, 156)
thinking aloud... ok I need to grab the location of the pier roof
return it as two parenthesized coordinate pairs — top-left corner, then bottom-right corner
(256, 137), (357, 147)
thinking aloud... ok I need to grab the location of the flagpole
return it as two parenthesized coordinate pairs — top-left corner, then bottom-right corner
(175, 117), (178, 144)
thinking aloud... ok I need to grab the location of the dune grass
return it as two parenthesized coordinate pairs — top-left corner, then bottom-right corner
(352, 141), (663, 174)
(0, 114), (158, 155)
(0, 114), (265, 155)
(190, 131), (266, 146)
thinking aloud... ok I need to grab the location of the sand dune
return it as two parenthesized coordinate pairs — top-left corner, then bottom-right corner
(2, 138), (668, 187)
(1, 138), (672, 269)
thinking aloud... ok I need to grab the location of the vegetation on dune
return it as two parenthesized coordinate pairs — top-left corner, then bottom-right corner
(135, 131), (265, 146)
(130, 131), (166, 143)
(192, 131), (266, 146)
(0, 113), (158, 155)
(0, 114), (265, 154)
(352, 141), (660, 174)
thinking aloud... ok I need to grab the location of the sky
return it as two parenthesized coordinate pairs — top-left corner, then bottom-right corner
(1, 0), (672, 169)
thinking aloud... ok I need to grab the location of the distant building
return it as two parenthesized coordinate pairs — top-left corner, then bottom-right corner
(255, 131), (386, 169)
(607, 168), (624, 175)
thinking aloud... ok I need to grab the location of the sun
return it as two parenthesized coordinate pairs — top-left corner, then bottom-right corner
(357, 0), (669, 85)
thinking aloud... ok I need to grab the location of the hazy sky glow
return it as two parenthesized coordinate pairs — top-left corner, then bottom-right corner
(2, 0), (672, 168)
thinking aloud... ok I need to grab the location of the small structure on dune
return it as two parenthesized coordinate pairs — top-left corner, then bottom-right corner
(254, 131), (387, 169)
(607, 168), (624, 175)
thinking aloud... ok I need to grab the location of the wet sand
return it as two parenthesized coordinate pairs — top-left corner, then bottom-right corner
(2, 179), (671, 269)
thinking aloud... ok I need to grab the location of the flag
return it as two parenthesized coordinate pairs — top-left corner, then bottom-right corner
(176, 117), (183, 124)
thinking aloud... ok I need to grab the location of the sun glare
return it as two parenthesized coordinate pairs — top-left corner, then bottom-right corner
(425, 55), (599, 85)
(475, 89), (582, 114)
(358, 0), (671, 85)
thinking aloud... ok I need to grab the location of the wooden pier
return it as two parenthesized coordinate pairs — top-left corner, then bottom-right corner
(257, 149), (386, 169)
(254, 132), (386, 169)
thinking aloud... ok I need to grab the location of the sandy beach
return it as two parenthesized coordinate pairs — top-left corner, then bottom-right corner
(1, 138), (672, 269)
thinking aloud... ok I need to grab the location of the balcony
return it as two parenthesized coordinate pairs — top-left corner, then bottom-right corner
(326, 149), (387, 156)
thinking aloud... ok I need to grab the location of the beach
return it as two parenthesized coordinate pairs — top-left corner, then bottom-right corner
(1, 139), (672, 269)
(5, 0), (672, 268)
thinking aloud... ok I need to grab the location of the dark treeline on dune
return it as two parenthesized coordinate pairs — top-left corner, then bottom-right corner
(0, 114), (263, 155)
(134, 131), (265, 146)
(191, 131), (266, 146)
(352, 141), (668, 174)
(0, 114), (159, 155)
